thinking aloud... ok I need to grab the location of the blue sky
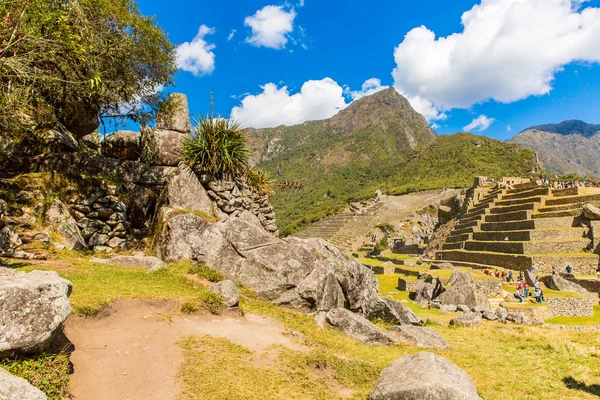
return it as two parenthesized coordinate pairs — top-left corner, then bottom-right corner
(135, 0), (600, 140)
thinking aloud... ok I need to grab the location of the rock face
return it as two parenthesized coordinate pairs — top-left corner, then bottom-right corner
(0, 268), (72, 358)
(542, 275), (589, 294)
(155, 213), (422, 324)
(436, 270), (491, 312)
(0, 226), (22, 251)
(44, 200), (87, 251)
(91, 255), (166, 273)
(449, 312), (483, 327)
(101, 130), (141, 161)
(505, 312), (531, 325)
(414, 280), (434, 303)
(208, 280), (239, 307)
(141, 128), (188, 166)
(583, 203), (600, 220)
(369, 352), (482, 400)
(524, 269), (536, 287)
(0, 367), (47, 400)
(325, 308), (398, 345)
(166, 164), (215, 217)
(156, 93), (191, 134)
(389, 325), (450, 349)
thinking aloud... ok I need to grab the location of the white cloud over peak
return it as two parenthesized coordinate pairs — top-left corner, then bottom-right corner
(227, 29), (237, 41)
(176, 25), (216, 76)
(464, 115), (495, 132)
(245, 5), (296, 49)
(392, 0), (600, 113)
(346, 78), (388, 100)
(231, 78), (348, 128)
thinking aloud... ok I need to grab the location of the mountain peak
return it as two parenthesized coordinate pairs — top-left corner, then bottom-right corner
(525, 120), (600, 138)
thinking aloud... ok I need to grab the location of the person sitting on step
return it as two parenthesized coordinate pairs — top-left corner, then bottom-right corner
(566, 265), (573, 275)
(514, 288), (523, 303)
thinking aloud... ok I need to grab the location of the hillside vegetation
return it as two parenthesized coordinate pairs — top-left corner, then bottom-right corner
(251, 89), (538, 235)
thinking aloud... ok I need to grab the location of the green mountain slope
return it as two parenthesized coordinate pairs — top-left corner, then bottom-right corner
(249, 90), (538, 236)
(509, 120), (600, 178)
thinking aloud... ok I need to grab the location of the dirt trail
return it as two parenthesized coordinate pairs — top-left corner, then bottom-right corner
(65, 299), (304, 400)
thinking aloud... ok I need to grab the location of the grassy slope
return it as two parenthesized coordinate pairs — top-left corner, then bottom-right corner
(261, 132), (537, 235)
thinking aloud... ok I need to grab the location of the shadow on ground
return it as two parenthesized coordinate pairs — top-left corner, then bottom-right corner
(563, 376), (600, 397)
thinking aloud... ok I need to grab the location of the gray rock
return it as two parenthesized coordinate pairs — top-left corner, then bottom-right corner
(449, 312), (483, 327)
(44, 200), (86, 251)
(208, 280), (239, 307)
(431, 262), (456, 270)
(141, 128), (188, 166)
(457, 304), (471, 313)
(325, 308), (399, 345)
(482, 311), (498, 321)
(0, 226), (22, 250)
(542, 275), (588, 294)
(389, 325), (451, 349)
(88, 232), (109, 247)
(33, 232), (51, 244)
(81, 131), (101, 151)
(166, 164), (215, 217)
(106, 237), (126, 248)
(367, 296), (424, 326)
(583, 203), (600, 220)
(496, 307), (508, 322)
(524, 269), (536, 287)
(39, 125), (79, 153)
(436, 270), (491, 312)
(155, 93), (191, 133)
(369, 352), (481, 400)
(0, 268), (72, 358)
(154, 209), (212, 262)
(101, 130), (140, 161)
(505, 312), (531, 325)
(91, 255), (166, 273)
(0, 367), (47, 400)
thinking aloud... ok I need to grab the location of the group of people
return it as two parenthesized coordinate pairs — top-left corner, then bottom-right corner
(513, 280), (545, 303)
(483, 268), (514, 282)
(539, 177), (588, 189)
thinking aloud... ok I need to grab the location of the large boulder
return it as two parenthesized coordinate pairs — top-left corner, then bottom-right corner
(505, 312), (531, 325)
(38, 125), (79, 153)
(542, 275), (588, 294)
(389, 325), (450, 349)
(154, 209), (213, 262)
(436, 270), (491, 312)
(141, 128), (188, 166)
(44, 200), (87, 250)
(0, 268), (72, 358)
(166, 164), (215, 217)
(91, 255), (166, 273)
(583, 203), (600, 220)
(449, 312), (483, 327)
(0, 367), (46, 400)
(414, 280), (434, 303)
(156, 93), (191, 133)
(367, 296), (423, 326)
(524, 269), (536, 287)
(101, 130), (141, 161)
(369, 352), (482, 400)
(0, 226), (22, 251)
(295, 263), (345, 311)
(325, 308), (398, 346)
(208, 280), (239, 307)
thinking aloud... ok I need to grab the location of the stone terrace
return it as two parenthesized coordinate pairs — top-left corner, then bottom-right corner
(437, 181), (600, 275)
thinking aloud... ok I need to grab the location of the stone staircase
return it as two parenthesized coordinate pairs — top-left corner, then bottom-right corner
(437, 182), (600, 275)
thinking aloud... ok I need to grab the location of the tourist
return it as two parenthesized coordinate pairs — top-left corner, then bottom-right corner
(534, 287), (542, 303)
(495, 270), (500, 278)
(533, 280), (541, 290)
(484, 268), (490, 276)
(518, 271), (524, 282)
(566, 265), (573, 274)
(501, 270), (506, 281)
(508, 270), (514, 282)
(538, 288), (546, 303)
(523, 282), (529, 297)
(514, 287), (523, 303)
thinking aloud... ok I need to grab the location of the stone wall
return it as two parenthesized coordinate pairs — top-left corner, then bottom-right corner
(545, 296), (596, 317)
(565, 276), (600, 293)
(397, 278), (418, 292)
(505, 304), (553, 322)
(206, 181), (278, 236)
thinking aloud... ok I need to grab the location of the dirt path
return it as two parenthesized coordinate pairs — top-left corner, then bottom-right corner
(65, 299), (304, 400)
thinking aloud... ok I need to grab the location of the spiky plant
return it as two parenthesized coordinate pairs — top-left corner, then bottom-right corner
(181, 116), (249, 180)
(247, 166), (274, 197)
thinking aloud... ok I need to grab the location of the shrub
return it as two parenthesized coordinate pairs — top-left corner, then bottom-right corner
(247, 166), (274, 197)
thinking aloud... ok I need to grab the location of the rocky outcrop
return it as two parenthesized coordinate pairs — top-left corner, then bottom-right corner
(542, 275), (589, 294)
(0, 367), (47, 400)
(44, 200), (87, 251)
(0, 268), (72, 358)
(389, 325), (450, 349)
(367, 296), (424, 326)
(325, 308), (398, 346)
(166, 164), (216, 217)
(449, 312), (483, 327)
(208, 280), (239, 307)
(436, 270), (491, 312)
(156, 93), (191, 134)
(0, 226), (22, 252)
(369, 352), (482, 400)
(141, 129), (187, 166)
(91, 255), (166, 273)
(505, 312), (531, 325)
(101, 130), (141, 161)
(154, 210), (212, 262)
(583, 203), (600, 220)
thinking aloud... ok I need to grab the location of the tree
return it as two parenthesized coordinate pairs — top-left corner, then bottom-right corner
(0, 0), (176, 138)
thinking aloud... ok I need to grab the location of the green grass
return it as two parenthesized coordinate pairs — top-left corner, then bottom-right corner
(545, 306), (600, 326)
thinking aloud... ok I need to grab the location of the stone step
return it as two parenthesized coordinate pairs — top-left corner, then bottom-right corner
(545, 193), (600, 207)
(501, 187), (550, 200)
(495, 196), (544, 207)
(445, 233), (472, 243)
(480, 217), (576, 232)
(458, 214), (484, 225)
(506, 182), (537, 193)
(454, 220), (481, 231)
(551, 187), (581, 197)
(442, 242), (465, 250)
(531, 209), (582, 219)
(485, 210), (530, 223)
(463, 207), (490, 219)
(489, 203), (538, 215)
(473, 228), (585, 242)
(464, 239), (589, 255)
(451, 226), (477, 236)
(537, 203), (584, 213)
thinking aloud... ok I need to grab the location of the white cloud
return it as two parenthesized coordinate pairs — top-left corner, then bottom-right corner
(227, 29), (236, 41)
(176, 25), (216, 76)
(245, 5), (296, 49)
(507, 125), (512, 132)
(464, 115), (495, 132)
(231, 78), (348, 128)
(431, 122), (441, 129)
(392, 0), (600, 113)
(346, 78), (388, 100)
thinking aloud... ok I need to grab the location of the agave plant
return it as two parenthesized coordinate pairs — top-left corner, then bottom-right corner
(247, 166), (274, 197)
(181, 115), (249, 180)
